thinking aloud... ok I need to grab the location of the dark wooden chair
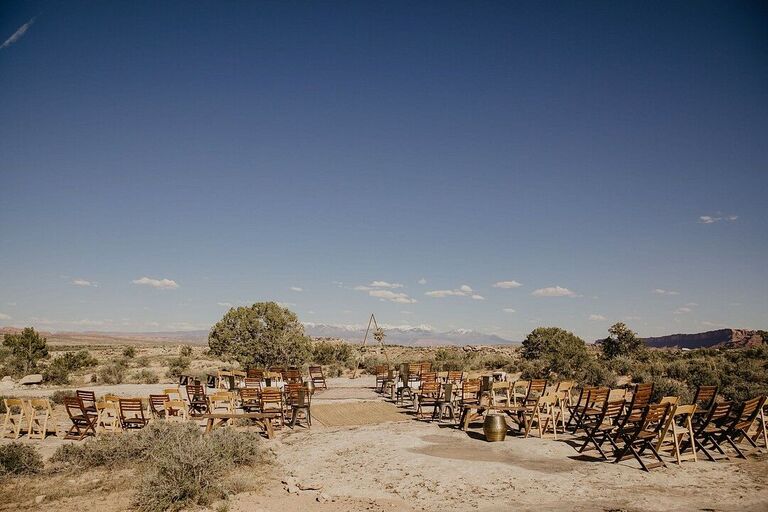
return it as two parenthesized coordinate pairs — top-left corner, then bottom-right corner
(613, 383), (654, 438)
(75, 389), (97, 415)
(287, 385), (311, 429)
(63, 396), (97, 440)
(446, 370), (464, 384)
(309, 366), (327, 390)
(571, 387), (609, 434)
(614, 402), (673, 471)
(692, 385), (719, 426)
(416, 380), (441, 419)
(284, 369), (303, 383)
(186, 384), (208, 414)
(119, 398), (149, 429)
(260, 387), (285, 426)
(148, 394), (169, 419)
(247, 368), (264, 380)
(578, 399), (625, 459)
(244, 377), (262, 389)
(716, 397), (767, 459)
(566, 386), (596, 430)
(239, 387), (261, 412)
(689, 401), (733, 461)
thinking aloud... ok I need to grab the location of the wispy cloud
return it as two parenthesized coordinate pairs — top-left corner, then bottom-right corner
(370, 281), (404, 289)
(502, 308), (516, 313)
(368, 289), (417, 304)
(674, 306), (692, 315)
(699, 214), (738, 224)
(531, 286), (577, 297)
(701, 320), (729, 328)
(425, 284), (478, 299)
(0, 313), (11, 320)
(217, 302), (233, 307)
(72, 278), (98, 287)
(588, 314), (607, 321)
(132, 276), (179, 290)
(289, 286), (303, 292)
(1, 17), (36, 50)
(652, 288), (679, 296)
(493, 280), (523, 289)
(417, 278), (427, 285)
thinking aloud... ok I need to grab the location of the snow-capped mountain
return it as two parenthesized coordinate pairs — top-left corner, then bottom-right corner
(302, 323), (515, 346)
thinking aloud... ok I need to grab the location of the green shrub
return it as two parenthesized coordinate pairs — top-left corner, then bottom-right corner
(312, 341), (355, 366)
(98, 361), (127, 384)
(0, 443), (43, 476)
(50, 389), (75, 404)
(166, 357), (191, 379)
(52, 422), (264, 511)
(123, 347), (137, 358)
(44, 350), (98, 384)
(179, 345), (193, 358)
(133, 368), (159, 384)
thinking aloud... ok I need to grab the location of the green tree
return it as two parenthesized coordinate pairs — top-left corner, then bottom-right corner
(521, 327), (590, 378)
(599, 322), (645, 359)
(2, 327), (49, 375)
(208, 302), (311, 368)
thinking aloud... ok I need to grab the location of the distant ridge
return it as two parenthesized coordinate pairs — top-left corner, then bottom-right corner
(642, 329), (765, 349)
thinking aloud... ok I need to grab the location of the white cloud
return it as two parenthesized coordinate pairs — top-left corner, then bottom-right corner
(217, 302), (233, 307)
(0, 313), (11, 320)
(1, 17), (35, 50)
(289, 286), (303, 292)
(353, 285), (372, 291)
(131, 276), (179, 290)
(425, 284), (480, 299)
(685, 302), (699, 307)
(502, 308), (516, 313)
(70, 319), (106, 327)
(674, 307), (692, 315)
(652, 288), (679, 296)
(72, 279), (98, 287)
(531, 286), (576, 297)
(369, 281), (403, 289)
(702, 320), (729, 328)
(417, 278), (427, 285)
(6, 302), (16, 307)
(589, 314), (607, 321)
(493, 280), (523, 289)
(368, 289), (417, 304)
(699, 214), (738, 224)
(276, 301), (297, 308)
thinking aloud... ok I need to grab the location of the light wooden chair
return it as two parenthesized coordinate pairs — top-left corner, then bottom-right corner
(2, 398), (29, 439)
(209, 391), (235, 414)
(163, 387), (182, 401)
(27, 398), (56, 439)
(555, 381), (575, 409)
(163, 399), (188, 421)
(525, 393), (564, 439)
(490, 381), (511, 406)
(95, 400), (122, 434)
(657, 403), (697, 465)
(309, 366), (327, 390)
(260, 387), (285, 426)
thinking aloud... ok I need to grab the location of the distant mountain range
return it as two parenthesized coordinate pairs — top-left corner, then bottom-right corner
(302, 323), (515, 346)
(642, 329), (765, 349)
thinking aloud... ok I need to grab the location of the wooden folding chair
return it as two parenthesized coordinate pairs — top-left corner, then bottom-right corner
(613, 383), (654, 439)
(420, 362), (433, 374)
(446, 370), (464, 384)
(27, 398), (56, 439)
(64, 396), (97, 440)
(491, 381), (511, 407)
(76, 389), (98, 415)
(186, 384), (208, 414)
(416, 380), (441, 419)
(657, 403), (697, 465)
(571, 387), (609, 434)
(247, 368), (265, 381)
(260, 386), (285, 426)
(2, 398), (29, 439)
(555, 381), (575, 410)
(232, 370), (247, 388)
(511, 379), (530, 407)
(578, 399), (625, 459)
(716, 396), (767, 459)
(163, 399), (188, 421)
(566, 386), (596, 430)
(284, 369), (303, 383)
(458, 379), (483, 428)
(525, 393), (564, 439)
(692, 385), (719, 426)
(309, 366), (327, 390)
(614, 403), (673, 471)
(288, 386), (311, 429)
(95, 400), (122, 433)
(149, 394), (170, 419)
(163, 387), (182, 401)
(751, 396), (768, 449)
(239, 387), (261, 412)
(209, 391), (235, 414)
(374, 365), (389, 392)
(689, 401), (733, 462)
(119, 398), (149, 429)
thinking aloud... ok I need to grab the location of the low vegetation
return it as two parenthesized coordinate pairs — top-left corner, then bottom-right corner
(52, 422), (266, 511)
(0, 443), (43, 476)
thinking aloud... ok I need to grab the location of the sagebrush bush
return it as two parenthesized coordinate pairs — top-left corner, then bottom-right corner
(51, 422), (264, 511)
(50, 389), (75, 404)
(44, 349), (98, 384)
(312, 341), (355, 367)
(98, 361), (127, 384)
(133, 368), (159, 384)
(123, 346), (137, 358)
(179, 345), (193, 358)
(0, 443), (43, 476)
(166, 356), (191, 379)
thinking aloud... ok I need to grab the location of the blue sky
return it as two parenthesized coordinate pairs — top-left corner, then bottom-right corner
(1, 1), (766, 341)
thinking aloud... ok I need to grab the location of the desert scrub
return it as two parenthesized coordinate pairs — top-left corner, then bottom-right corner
(44, 349), (98, 384)
(51, 422), (265, 511)
(311, 341), (355, 367)
(122, 346), (137, 358)
(133, 368), (159, 384)
(98, 361), (127, 384)
(50, 389), (76, 404)
(166, 356), (191, 379)
(0, 443), (43, 476)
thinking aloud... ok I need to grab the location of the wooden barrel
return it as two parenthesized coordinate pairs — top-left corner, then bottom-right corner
(483, 414), (507, 442)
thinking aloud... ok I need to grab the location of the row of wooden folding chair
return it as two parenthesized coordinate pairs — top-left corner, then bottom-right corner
(2, 398), (57, 440)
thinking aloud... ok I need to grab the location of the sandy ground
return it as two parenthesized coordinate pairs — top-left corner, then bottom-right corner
(2, 376), (767, 511)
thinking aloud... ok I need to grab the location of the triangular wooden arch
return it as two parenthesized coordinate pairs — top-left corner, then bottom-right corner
(351, 313), (389, 378)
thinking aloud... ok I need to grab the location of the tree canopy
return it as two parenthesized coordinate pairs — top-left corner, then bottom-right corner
(521, 326), (590, 378)
(2, 327), (49, 375)
(208, 302), (311, 368)
(598, 322), (645, 359)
